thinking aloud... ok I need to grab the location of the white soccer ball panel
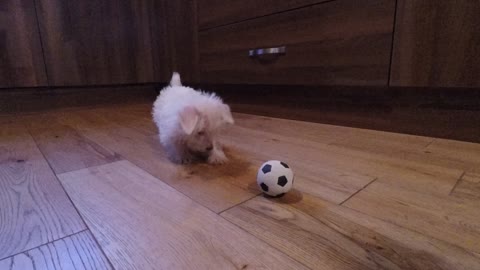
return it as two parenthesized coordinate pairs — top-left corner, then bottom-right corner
(257, 160), (294, 196)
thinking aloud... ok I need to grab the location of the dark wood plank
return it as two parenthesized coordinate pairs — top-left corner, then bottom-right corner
(0, 0), (47, 88)
(391, 0), (480, 87)
(0, 231), (112, 270)
(7, 85), (156, 114)
(150, 0), (197, 83)
(0, 122), (86, 260)
(198, 0), (329, 29)
(22, 114), (122, 174)
(148, 0), (170, 82)
(344, 181), (480, 254)
(222, 194), (480, 270)
(58, 160), (307, 270)
(36, 0), (157, 86)
(199, 0), (395, 86)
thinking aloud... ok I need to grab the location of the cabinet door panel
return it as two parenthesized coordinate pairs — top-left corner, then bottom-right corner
(36, 0), (158, 86)
(0, 0), (47, 88)
(391, 0), (480, 87)
(199, 0), (395, 86)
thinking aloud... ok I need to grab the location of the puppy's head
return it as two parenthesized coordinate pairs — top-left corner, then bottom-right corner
(179, 106), (214, 157)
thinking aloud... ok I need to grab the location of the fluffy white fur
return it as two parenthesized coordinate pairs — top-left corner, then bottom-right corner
(152, 73), (234, 164)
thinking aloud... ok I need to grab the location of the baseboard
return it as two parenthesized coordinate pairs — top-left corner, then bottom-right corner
(198, 84), (480, 143)
(0, 85), (159, 114)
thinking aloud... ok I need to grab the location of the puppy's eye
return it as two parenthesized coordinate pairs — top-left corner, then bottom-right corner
(197, 131), (205, 136)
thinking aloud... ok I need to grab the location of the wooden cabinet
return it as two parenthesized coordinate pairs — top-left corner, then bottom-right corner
(35, 0), (165, 86)
(199, 0), (396, 86)
(160, 0), (198, 83)
(0, 0), (47, 88)
(198, 0), (329, 30)
(391, 0), (480, 87)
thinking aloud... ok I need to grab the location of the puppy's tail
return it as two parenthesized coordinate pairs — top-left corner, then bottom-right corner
(170, 72), (182, 87)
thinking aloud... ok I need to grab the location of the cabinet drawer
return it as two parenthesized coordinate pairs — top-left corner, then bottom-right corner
(199, 0), (395, 86)
(198, 0), (329, 29)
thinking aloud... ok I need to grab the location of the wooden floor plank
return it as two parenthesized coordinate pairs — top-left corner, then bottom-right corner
(222, 194), (480, 270)
(58, 160), (307, 270)
(233, 113), (351, 144)
(221, 125), (376, 204)
(22, 114), (122, 174)
(0, 231), (112, 270)
(223, 123), (460, 199)
(88, 106), (158, 137)
(0, 122), (86, 260)
(451, 172), (480, 200)
(344, 181), (480, 254)
(52, 109), (260, 213)
(422, 139), (480, 171)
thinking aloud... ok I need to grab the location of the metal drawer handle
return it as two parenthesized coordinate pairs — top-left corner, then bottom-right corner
(249, 46), (286, 57)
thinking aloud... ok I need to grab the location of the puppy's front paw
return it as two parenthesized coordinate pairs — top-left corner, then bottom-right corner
(208, 150), (228, 165)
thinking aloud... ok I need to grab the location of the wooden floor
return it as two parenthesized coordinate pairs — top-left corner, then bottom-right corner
(1, 102), (480, 270)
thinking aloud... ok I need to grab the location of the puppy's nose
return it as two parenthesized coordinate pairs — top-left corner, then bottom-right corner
(206, 146), (213, 151)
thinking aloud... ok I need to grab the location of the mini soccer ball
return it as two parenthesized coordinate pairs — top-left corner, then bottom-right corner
(257, 160), (294, 197)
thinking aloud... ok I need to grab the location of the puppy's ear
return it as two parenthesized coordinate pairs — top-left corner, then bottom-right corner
(221, 104), (234, 125)
(170, 72), (182, 87)
(179, 106), (199, 134)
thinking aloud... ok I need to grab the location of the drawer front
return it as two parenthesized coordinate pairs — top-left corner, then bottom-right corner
(199, 0), (395, 86)
(198, 0), (328, 29)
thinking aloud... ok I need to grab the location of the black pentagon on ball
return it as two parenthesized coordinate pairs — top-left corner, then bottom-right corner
(277, 176), (288, 187)
(262, 164), (272, 174)
(260, 182), (269, 192)
(280, 162), (289, 168)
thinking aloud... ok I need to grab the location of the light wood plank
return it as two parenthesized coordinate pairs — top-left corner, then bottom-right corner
(344, 181), (480, 254)
(423, 139), (480, 171)
(88, 106), (158, 137)
(0, 231), (111, 270)
(222, 194), (480, 270)
(22, 114), (121, 174)
(223, 123), (460, 199)
(58, 160), (307, 270)
(53, 109), (259, 213)
(0, 123), (86, 260)
(451, 172), (480, 200)
(222, 125), (376, 204)
(233, 113), (351, 144)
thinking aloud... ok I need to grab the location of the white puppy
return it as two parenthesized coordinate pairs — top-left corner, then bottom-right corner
(152, 73), (234, 164)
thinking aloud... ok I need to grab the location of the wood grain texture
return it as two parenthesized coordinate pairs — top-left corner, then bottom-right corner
(58, 160), (307, 270)
(199, 0), (395, 86)
(36, 0), (156, 86)
(0, 231), (112, 270)
(22, 114), (122, 174)
(0, 122), (86, 260)
(451, 172), (480, 200)
(224, 115), (462, 197)
(423, 139), (480, 171)
(149, 0), (198, 83)
(223, 194), (480, 270)
(53, 109), (259, 213)
(3, 85), (156, 114)
(222, 124), (376, 204)
(221, 84), (480, 144)
(198, 0), (329, 29)
(391, 0), (480, 87)
(344, 181), (480, 254)
(0, 0), (47, 88)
